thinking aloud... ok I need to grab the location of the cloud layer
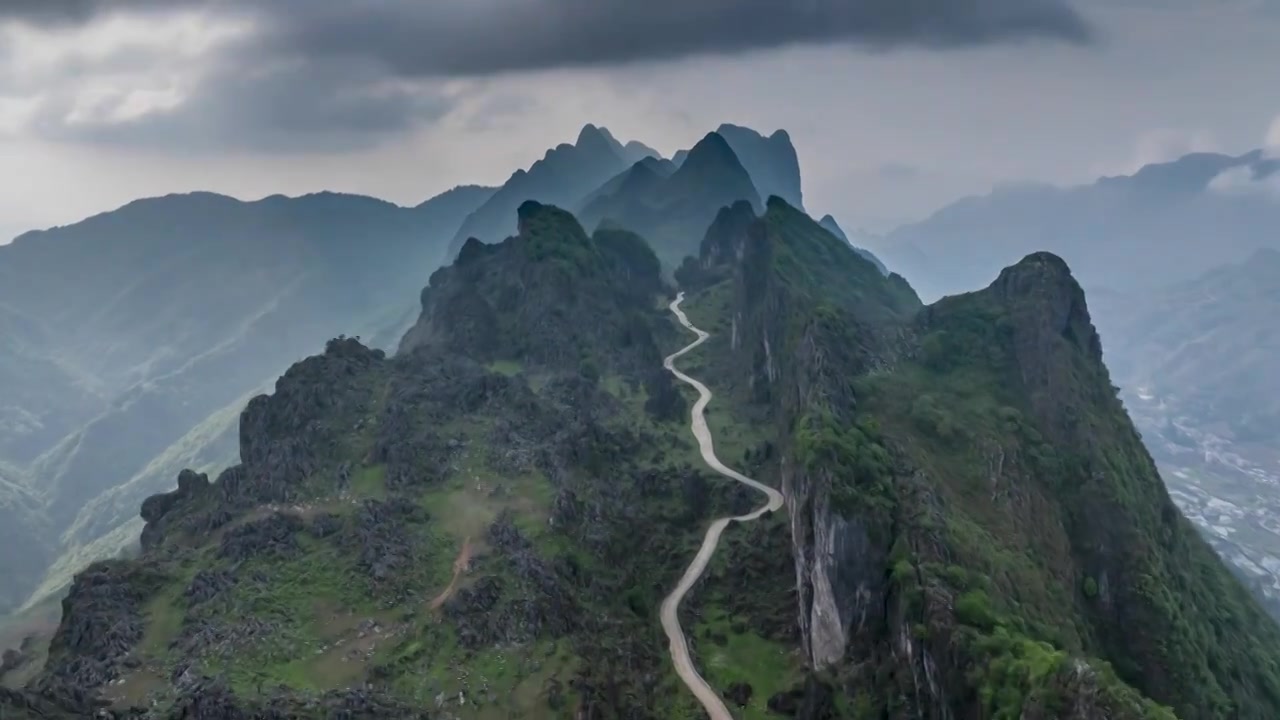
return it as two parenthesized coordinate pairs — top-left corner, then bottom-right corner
(1, 0), (1093, 152)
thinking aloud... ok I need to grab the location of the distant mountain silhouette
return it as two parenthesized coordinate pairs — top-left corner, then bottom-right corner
(870, 150), (1280, 301)
(714, 123), (804, 211)
(0, 184), (492, 612)
(819, 214), (888, 275)
(446, 124), (655, 261)
(578, 131), (762, 266)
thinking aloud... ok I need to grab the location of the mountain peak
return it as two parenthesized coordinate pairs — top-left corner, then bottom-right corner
(663, 133), (761, 216)
(987, 251), (1102, 363)
(684, 131), (738, 165)
(711, 124), (804, 210)
(993, 251), (1078, 295)
(575, 123), (623, 156)
(576, 123), (604, 145)
(623, 140), (661, 162)
(515, 200), (589, 244)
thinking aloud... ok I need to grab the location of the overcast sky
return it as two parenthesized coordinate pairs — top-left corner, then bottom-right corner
(1, 0), (1277, 243)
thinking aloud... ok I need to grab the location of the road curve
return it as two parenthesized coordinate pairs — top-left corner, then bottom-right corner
(659, 291), (786, 720)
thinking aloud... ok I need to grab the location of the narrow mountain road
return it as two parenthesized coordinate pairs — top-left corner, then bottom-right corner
(660, 291), (785, 720)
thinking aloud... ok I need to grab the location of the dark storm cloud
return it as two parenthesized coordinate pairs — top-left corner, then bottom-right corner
(30, 56), (452, 154)
(256, 0), (1093, 76)
(0, 0), (174, 26)
(7, 0), (1094, 72)
(5, 0), (1093, 152)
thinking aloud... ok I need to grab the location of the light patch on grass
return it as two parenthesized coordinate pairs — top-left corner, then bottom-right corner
(693, 609), (803, 720)
(386, 631), (578, 717)
(487, 360), (523, 377)
(138, 592), (185, 659)
(350, 464), (387, 500)
(418, 434), (556, 552)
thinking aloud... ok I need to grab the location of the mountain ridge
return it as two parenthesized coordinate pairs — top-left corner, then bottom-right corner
(872, 148), (1280, 301)
(6, 127), (1280, 720)
(0, 183), (497, 616)
(445, 124), (656, 262)
(579, 131), (763, 268)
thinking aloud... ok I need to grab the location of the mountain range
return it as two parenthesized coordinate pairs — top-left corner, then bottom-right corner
(0, 187), (495, 612)
(5, 187), (1280, 718)
(3, 123), (1280, 719)
(871, 149), (1280, 301)
(0, 123), (826, 617)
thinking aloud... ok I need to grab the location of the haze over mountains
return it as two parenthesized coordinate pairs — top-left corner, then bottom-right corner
(0, 122), (849, 617)
(867, 148), (1280, 616)
(0, 187), (496, 611)
(3, 119), (1280, 719)
(6, 172), (1280, 719)
(871, 149), (1280, 301)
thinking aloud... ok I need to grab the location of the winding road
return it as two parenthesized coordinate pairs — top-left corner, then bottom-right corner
(659, 291), (786, 720)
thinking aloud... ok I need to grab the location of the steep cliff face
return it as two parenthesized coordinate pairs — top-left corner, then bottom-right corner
(685, 198), (1280, 718)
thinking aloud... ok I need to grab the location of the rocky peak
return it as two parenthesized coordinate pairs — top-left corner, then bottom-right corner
(703, 200), (759, 261)
(662, 134), (762, 215)
(403, 202), (671, 378)
(988, 251), (1102, 364)
(679, 132), (743, 173)
(622, 140), (661, 163)
(715, 123), (804, 211)
(515, 200), (592, 249)
(574, 123), (620, 157)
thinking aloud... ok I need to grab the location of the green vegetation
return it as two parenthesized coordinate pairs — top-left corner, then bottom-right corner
(761, 197), (919, 323)
(673, 202), (1280, 719)
(517, 201), (601, 271)
(694, 607), (801, 720)
(350, 464), (387, 500)
(13, 189), (1280, 720)
(794, 410), (894, 515)
(486, 360), (523, 377)
(855, 262), (1280, 718)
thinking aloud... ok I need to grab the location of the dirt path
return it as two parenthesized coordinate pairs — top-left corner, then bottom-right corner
(659, 292), (785, 720)
(429, 537), (473, 610)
